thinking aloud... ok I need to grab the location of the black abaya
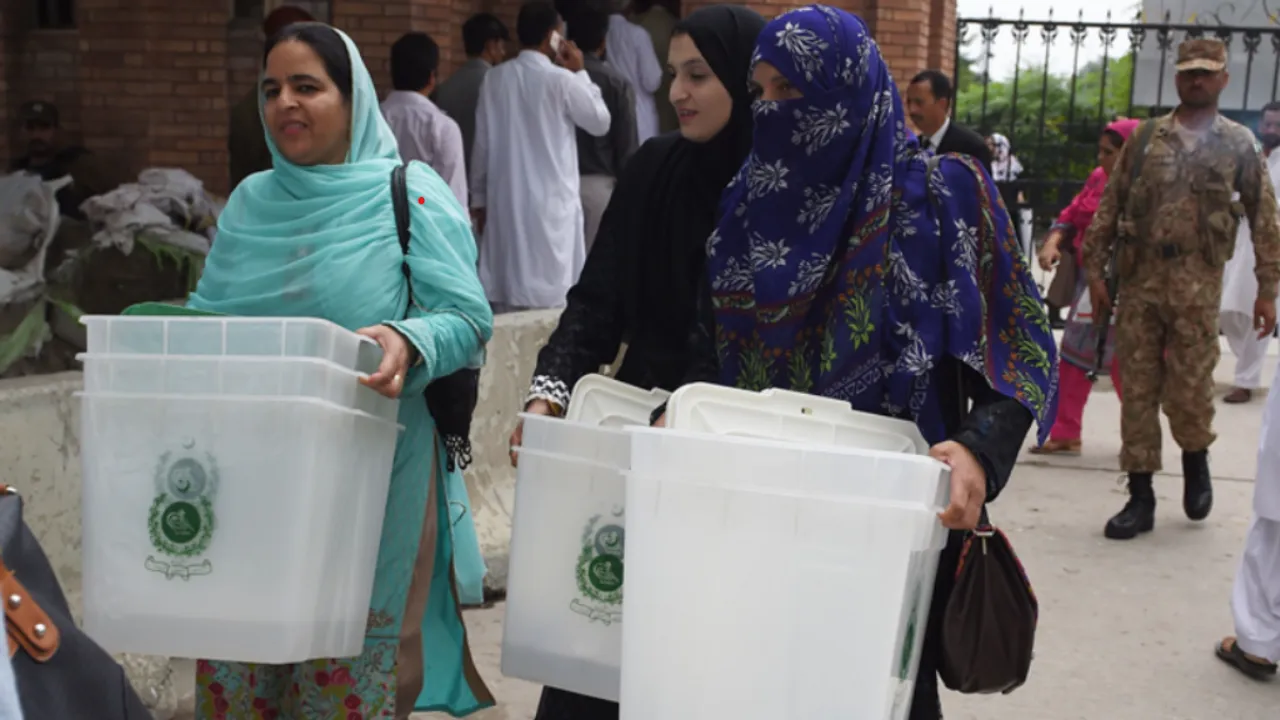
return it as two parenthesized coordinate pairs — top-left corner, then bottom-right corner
(528, 6), (767, 720)
(526, 4), (764, 410)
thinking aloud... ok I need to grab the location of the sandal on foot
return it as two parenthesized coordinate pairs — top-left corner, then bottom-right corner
(1030, 438), (1082, 456)
(1225, 388), (1254, 404)
(1216, 637), (1277, 680)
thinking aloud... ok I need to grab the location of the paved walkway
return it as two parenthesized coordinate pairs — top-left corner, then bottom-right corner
(422, 349), (1280, 719)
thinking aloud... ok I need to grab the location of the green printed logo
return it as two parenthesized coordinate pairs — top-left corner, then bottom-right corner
(145, 444), (218, 581)
(570, 510), (625, 625)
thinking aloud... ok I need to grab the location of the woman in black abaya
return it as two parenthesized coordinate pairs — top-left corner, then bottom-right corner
(506, 5), (767, 719)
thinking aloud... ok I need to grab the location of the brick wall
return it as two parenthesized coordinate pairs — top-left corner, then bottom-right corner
(333, 0), (463, 94)
(1, 0), (955, 199)
(1, 4), (84, 167)
(73, 0), (231, 195)
(927, 0), (956, 79)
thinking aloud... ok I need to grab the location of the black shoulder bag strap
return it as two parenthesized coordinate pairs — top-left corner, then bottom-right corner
(392, 164), (413, 281)
(390, 164), (480, 472)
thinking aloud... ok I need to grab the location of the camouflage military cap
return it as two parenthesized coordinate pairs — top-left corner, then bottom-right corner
(1176, 38), (1227, 73)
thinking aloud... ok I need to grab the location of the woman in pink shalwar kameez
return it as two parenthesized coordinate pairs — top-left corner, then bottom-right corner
(1031, 118), (1140, 455)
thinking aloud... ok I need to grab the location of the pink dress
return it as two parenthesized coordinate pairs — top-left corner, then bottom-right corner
(1045, 119), (1139, 443)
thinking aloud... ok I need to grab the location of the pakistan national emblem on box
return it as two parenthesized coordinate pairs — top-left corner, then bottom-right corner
(146, 440), (219, 581)
(572, 508), (624, 625)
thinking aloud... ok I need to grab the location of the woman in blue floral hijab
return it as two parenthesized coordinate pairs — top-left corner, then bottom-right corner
(683, 5), (1058, 716)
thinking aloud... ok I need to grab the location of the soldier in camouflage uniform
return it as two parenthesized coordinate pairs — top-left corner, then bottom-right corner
(1083, 38), (1280, 540)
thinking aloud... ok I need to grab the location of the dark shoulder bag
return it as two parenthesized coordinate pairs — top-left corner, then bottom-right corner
(390, 164), (481, 471)
(2, 484), (151, 718)
(927, 153), (1040, 695)
(938, 520), (1039, 694)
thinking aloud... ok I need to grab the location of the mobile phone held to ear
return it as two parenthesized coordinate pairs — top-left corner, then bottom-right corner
(549, 30), (563, 54)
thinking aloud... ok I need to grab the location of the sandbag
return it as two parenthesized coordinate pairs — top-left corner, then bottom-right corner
(0, 173), (59, 271)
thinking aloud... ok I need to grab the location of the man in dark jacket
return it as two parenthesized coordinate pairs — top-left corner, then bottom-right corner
(905, 70), (992, 169)
(8, 101), (111, 220)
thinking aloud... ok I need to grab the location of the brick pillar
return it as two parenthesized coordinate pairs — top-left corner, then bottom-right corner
(871, 0), (932, 90)
(77, 0), (231, 196)
(927, 0), (956, 79)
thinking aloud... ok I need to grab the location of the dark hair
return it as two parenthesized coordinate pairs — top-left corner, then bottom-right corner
(1101, 128), (1125, 148)
(1262, 101), (1280, 116)
(390, 32), (440, 91)
(517, 1), (560, 48)
(567, 7), (609, 53)
(264, 22), (354, 103)
(462, 13), (510, 56)
(910, 69), (954, 103)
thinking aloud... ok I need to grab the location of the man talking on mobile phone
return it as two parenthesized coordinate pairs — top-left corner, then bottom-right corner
(470, 0), (613, 314)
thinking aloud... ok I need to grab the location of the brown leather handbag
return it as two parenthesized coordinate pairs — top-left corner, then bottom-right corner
(1, 483), (151, 718)
(938, 521), (1039, 694)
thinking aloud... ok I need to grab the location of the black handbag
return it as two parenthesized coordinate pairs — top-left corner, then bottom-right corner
(390, 164), (481, 471)
(938, 521), (1039, 694)
(1, 483), (151, 718)
(938, 351), (1039, 693)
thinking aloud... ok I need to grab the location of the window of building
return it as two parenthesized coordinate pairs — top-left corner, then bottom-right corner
(35, 0), (75, 29)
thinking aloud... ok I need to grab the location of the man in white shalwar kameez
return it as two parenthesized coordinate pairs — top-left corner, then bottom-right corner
(1217, 358), (1280, 678)
(471, 1), (611, 312)
(1220, 104), (1280, 403)
(604, 2), (663, 144)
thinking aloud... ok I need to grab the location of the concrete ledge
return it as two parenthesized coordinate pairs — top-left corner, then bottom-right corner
(0, 309), (560, 715)
(467, 309), (561, 592)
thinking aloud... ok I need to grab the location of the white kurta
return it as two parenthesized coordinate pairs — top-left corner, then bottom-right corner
(1232, 361), (1280, 662)
(1222, 150), (1280, 317)
(470, 50), (610, 309)
(1253, 360), (1280, 522)
(607, 14), (663, 145)
(1221, 150), (1280, 388)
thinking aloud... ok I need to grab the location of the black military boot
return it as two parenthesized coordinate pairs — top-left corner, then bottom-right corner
(1104, 472), (1156, 540)
(1183, 450), (1213, 521)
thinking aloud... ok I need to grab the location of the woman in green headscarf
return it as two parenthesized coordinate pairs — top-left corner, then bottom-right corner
(188, 22), (495, 719)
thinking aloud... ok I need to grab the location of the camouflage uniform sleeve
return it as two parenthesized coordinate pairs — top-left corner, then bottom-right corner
(1080, 128), (1138, 284)
(1238, 135), (1280, 300)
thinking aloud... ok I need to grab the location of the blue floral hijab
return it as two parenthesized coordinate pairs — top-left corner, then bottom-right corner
(705, 4), (1058, 444)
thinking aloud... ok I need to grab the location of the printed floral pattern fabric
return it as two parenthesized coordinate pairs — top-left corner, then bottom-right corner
(705, 5), (1057, 445)
(195, 638), (398, 719)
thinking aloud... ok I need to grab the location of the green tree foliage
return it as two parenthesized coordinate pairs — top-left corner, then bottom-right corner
(952, 31), (1140, 215)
